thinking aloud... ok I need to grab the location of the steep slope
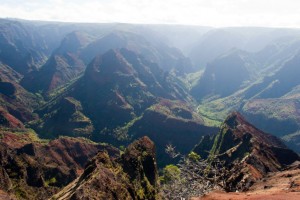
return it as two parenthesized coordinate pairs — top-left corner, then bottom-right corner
(191, 50), (255, 100)
(0, 62), (40, 127)
(0, 62), (22, 83)
(0, 130), (119, 200)
(0, 107), (24, 129)
(21, 31), (91, 94)
(33, 97), (94, 138)
(208, 112), (300, 190)
(0, 19), (49, 74)
(193, 135), (216, 160)
(242, 97), (300, 137)
(248, 51), (300, 99)
(73, 48), (191, 136)
(52, 136), (160, 200)
(240, 52), (300, 150)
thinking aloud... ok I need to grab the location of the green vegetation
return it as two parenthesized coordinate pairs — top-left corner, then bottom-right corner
(112, 115), (143, 141)
(209, 124), (229, 157)
(179, 70), (204, 90)
(58, 136), (101, 145)
(243, 98), (299, 121)
(0, 128), (48, 144)
(282, 131), (300, 143)
(45, 177), (57, 186)
(46, 73), (83, 100)
(188, 151), (201, 161)
(160, 164), (180, 184)
(14, 187), (27, 199)
(148, 99), (203, 122)
(197, 94), (244, 126)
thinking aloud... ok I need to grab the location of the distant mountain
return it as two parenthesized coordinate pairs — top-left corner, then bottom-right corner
(189, 27), (300, 69)
(80, 30), (195, 74)
(21, 31), (91, 94)
(191, 50), (256, 100)
(21, 29), (194, 95)
(189, 29), (245, 68)
(142, 24), (211, 54)
(0, 20), (48, 74)
(0, 19), (83, 75)
(191, 36), (300, 101)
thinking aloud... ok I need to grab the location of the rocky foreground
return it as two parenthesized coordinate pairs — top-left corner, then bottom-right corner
(194, 163), (300, 200)
(0, 130), (160, 200)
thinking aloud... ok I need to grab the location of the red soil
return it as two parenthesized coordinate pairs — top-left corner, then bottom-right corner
(194, 168), (300, 200)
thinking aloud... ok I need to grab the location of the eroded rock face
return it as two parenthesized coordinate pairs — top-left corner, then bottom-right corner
(53, 136), (160, 200)
(0, 64), (39, 127)
(0, 108), (25, 129)
(34, 97), (94, 138)
(121, 136), (159, 198)
(209, 112), (300, 191)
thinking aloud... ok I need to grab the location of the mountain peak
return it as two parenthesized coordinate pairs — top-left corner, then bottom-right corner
(222, 112), (287, 148)
(56, 31), (90, 54)
(209, 112), (300, 190)
(224, 111), (245, 126)
(84, 48), (138, 88)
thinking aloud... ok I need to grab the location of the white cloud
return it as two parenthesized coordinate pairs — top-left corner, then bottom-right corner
(0, 0), (300, 27)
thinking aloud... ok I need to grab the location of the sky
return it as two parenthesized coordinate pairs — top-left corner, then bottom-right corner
(1, 0), (300, 27)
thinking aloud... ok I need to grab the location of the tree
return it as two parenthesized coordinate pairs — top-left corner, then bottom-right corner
(161, 144), (227, 200)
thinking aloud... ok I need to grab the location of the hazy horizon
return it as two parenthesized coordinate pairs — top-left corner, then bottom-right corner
(1, 0), (300, 28)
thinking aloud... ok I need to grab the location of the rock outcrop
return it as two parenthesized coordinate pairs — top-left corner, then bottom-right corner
(207, 112), (300, 191)
(52, 136), (160, 200)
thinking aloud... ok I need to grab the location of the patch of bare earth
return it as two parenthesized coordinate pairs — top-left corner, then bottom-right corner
(193, 168), (300, 200)
(0, 190), (15, 200)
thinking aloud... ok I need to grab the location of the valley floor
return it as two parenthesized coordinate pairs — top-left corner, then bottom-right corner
(194, 167), (300, 200)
